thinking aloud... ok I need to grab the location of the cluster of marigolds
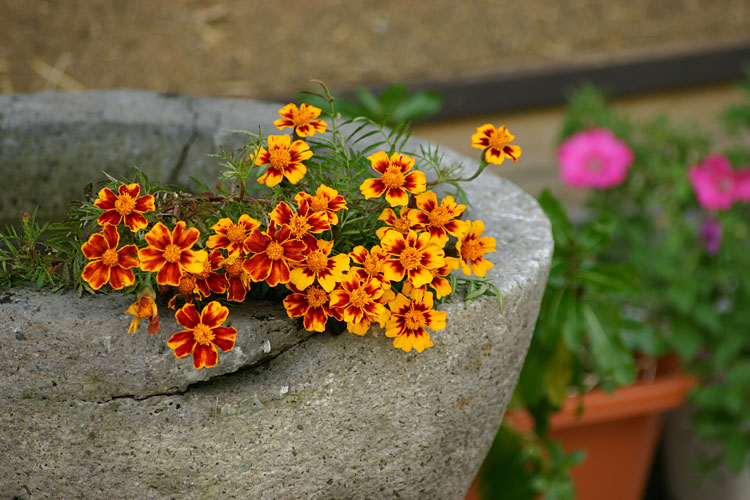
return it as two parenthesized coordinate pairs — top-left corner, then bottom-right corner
(79, 102), (521, 369)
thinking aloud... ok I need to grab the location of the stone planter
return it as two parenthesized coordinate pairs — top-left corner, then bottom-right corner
(0, 91), (553, 499)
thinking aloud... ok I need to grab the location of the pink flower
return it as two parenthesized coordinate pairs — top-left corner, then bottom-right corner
(557, 129), (634, 189)
(688, 155), (736, 211)
(734, 168), (750, 203)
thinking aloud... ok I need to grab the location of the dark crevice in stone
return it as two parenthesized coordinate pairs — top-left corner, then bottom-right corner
(166, 97), (199, 185)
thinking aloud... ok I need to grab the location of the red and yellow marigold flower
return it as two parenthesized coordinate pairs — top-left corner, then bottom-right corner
(329, 272), (389, 336)
(283, 282), (342, 332)
(222, 254), (253, 302)
(168, 272), (201, 309)
(289, 239), (350, 292)
(138, 221), (207, 287)
(402, 258), (459, 300)
(168, 251), (228, 309)
(255, 134), (312, 187)
(376, 207), (423, 240)
(206, 214), (261, 256)
(273, 103), (328, 137)
(94, 183), (155, 232)
(243, 222), (306, 287)
(453, 220), (496, 277)
(379, 229), (445, 288)
(359, 152), (426, 207)
(349, 244), (391, 290)
(125, 288), (159, 335)
(295, 184), (347, 225)
(385, 289), (446, 353)
(269, 199), (330, 249)
(408, 191), (469, 247)
(167, 301), (237, 370)
(471, 124), (522, 165)
(81, 224), (139, 290)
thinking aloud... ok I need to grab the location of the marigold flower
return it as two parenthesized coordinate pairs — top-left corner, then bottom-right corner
(255, 134), (312, 187)
(329, 272), (389, 336)
(557, 128), (633, 189)
(294, 184), (348, 225)
(125, 288), (159, 334)
(206, 214), (261, 255)
(385, 289), (446, 353)
(168, 250), (228, 308)
(167, 301), (237, 370)
(471, 124), (522, 166)
(380, 229), (445, 288)
(402, 258), (459, 300)
(375, 207), (422, 240)
(94, 183), (155, 232)
(168, 272), (201, 309)
(243, 222), (306, 287)
(81, 225), (139, 290)
(349, 244), (391, 291)
(453, 220), (496, 277)
(688, 154), (736, 210)
(283, 282), (342, 332)
(359, 152), (426, 207)
(270, 199), (330, 249)
(222, 254), (253, 302)
(289, 239), (350, 292)
(138, 221), (207, 286)
(274, 103), (328, 137)
(408, 191), (469, 247)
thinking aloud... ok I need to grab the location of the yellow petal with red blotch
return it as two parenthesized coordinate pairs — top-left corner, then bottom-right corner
(212, 326), (237, 352)
(144, 222), (172, 250)
(430, 276), (452, 299)
(108, 266), (135, 290)
(274, 117), (295, 130)
(390, 153), (415, 173)
(120, 183), (141, 198)
(380, 229), (407, 255)
(471, 124), (495, 148)
(210, 217), (234, 233)
(266, 260), (290, 287)
(254, 147), (270, 166)
(283, 293), (309, 318)
(387, 292), (411, 312)
(283, 163), (307, 185)
(289, 266), (315, 291)
(478, 236), (497, 252)
(97, 210), (123, 227)
(425, 309), (447, 331)
(94, 187), (118, 209)
(367, 151), (391, 174)
(381, 260), (406, 283)
(123, 212), (149, 232)
(289, 140), (313, 160)
(173, 222), (199, 249)
(270, 201), (295, 226)
(419, 244), (445, 270)
(277, 103), (297, 120)
(444, 256), (461, 271)
(157, 261), (182, 286)
(134, 194), (155, 213)
(201, 301), (229, 328)
(410, 333), (434, 353)
(360, 178), (386, 200)
(402, 170), (427, 195)
(445, 219), (470, 238)
(347, 319), (370, 336)
(82, 232), (109, 259)
(378, 208), (398, 224)
(328, 289), (349, 310)
(138, 246), (166, 272)
(193, 343), (218, 369)
(384, 187), (409, 207)
(485, 148), (506, 165)
(306, 211), (331, 233)
(82, 260), (110, 290)
(407, 266), (434, 288)
(470, 257), (494, 278)
(267, 134), (292, 150)
(258, 167), (284, 187)
(414, 190), (438, 212)
(244, 252), (273, 282)
(303, 307), (328, 332)
(238, 214), (261, 231)
(167, 330), (196, 357)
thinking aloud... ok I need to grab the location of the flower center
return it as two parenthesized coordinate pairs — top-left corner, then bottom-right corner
(310, 194), (329, 212)
(197, 259), (212, 279)
(270, 148), (292, 170)
(306, 250), (328, 273)
(225, 223), (246, 244)
(163, 244), (182, 263)
(403, 308), (426, 331)
(399, 247), (422, 271)
(266, 241), (284, 260)
(349, 287), (371, 308)
(288, 215), (311, 238)
(381, 167), (405, 189)
(223, 257), (244, 277)
(101, 248), (119, 267)
(461, 239), (483, 262)
(306, 286), (328, 308)
(114, 193), (136, 216)
(178, 275), (197, 295)
(428, 206), (452, 228)
(192, 323), (215, 346)
(489, 130), (510, 150)
(294, 107), (315, 125)
(135, 297), (155, 318)
(363, 254), (381, 276)
(393, 217), (412, 234)
(586, 156), (604, 172)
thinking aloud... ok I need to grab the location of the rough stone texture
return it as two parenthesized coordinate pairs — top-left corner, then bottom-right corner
(0, 91), (553, 499)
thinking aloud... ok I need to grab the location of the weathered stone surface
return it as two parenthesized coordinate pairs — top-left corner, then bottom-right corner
(0, 91), (552, 500)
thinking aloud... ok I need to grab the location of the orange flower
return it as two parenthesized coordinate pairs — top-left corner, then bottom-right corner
(402, 258), (459, 300)
(294, 184), (348, 225)
(167, 301), (237, 370)
(168, 251), (228, 308)
(289, 239), (350, 292)
(269, 199), (330, 249)
(385, 289), (446, 353)
(453, 220), (496, 277)
(221, 254), (253, 302)
(206, 214), (261, 255)
(349, 244), (391, 291)
(81, 225), (139, 290)
(94, 183), (155, 232)
(359, 152), (426, 206)
(408, 191), (469, 247)
(243, 222), (306, 287)
(283, 282), (342, 332)
(471, 124), (522, 165)
(137, 221), (207, 286)
(273, 103), (328, 137)
(125, 288), (159, 334)
(329, 272), (389, 336)
(379, 229), (445, 288)
(375, 206), (422, 240)
(255, 134), (312, 187)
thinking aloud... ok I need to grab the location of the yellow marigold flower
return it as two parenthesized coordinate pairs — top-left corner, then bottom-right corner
(283, 282), (342, 333)
(359, 152), (426, 207)
(329, 272), (389, 336)
(402, 258), (459, 300)
(274, 103), (328, 137)
(137, 221), (207, 287)
(379, 229), (445, 289)
(94, 183), (155, 232)
(221, 254), (253, 302)
(289, 239), (350, 292)
(294, 184), (348, 225)
(125, 288), (159, 335)
(471, 124), (522, 165)
(453, 220), (496, 277)
(349, 244), (391, 291)
(206, 214), (261, 256)
(385, 289), (446, 353)
(375, 207), (423, 240)
(81, 225), (139, 290)
(270, 199), (330, 249)
(243, 222), (306, 287)
(255, 134), (312, 187)
(408, 191), (469, 247)
(167, 301), (237, 370)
